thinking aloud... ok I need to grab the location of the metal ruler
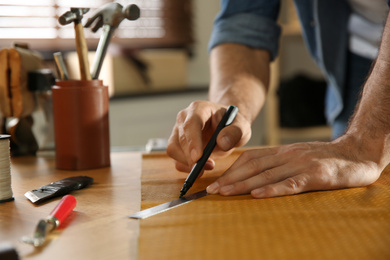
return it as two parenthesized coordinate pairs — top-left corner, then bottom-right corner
(129, 190), (208, 219)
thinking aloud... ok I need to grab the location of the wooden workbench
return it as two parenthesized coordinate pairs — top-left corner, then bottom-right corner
(1, 150), (390, 259)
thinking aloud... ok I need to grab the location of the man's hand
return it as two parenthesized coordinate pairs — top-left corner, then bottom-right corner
(207, 136), (383, 198)
(166, 101), (251, 172)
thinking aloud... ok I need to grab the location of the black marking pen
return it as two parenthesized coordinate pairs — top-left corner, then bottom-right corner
(179, 105), (239, 198)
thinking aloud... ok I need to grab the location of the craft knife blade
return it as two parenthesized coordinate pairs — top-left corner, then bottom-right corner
(129, 190), (208, 219)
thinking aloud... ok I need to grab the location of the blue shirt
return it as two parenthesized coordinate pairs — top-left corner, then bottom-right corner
(208, 0), (351, 125)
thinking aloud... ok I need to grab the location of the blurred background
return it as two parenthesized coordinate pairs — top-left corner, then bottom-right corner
(0, 0), (330, 151)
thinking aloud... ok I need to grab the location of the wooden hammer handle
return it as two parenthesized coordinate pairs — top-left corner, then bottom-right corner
(74, 23), (91, 80)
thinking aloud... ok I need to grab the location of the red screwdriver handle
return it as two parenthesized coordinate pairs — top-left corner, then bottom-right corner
(48, 195), (77, 227)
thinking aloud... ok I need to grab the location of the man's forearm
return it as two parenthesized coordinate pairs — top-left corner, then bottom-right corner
(209, 43), (271, 124)
(345, 13), (390, 169)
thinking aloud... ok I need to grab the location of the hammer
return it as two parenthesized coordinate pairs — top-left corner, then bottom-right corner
(85, 3), (140, 79)
(59, 8), (92, 80)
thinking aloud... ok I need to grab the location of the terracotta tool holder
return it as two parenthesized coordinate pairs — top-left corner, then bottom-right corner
(52, 80), (110, 170)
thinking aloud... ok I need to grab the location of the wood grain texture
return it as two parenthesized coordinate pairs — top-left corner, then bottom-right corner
(0, 152), (141, 260)
(139, 150), (390, 260)
(74, 23), (91, 80)
(3, 149), (390, 260)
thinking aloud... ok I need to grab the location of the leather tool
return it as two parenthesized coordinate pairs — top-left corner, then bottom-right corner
(53, 52), (69, 80)
(24, 176), (93, 204)
(21, 195), (77, 247)
(58, 8), (91, 80)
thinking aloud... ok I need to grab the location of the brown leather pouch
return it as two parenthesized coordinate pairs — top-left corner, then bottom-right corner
(0, 49), (11, 117)
(0, 46), (43, 118)
(0, 45), (43, 155)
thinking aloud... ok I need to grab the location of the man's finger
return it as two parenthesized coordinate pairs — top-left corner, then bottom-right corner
(251, 174), (312, 198)
(217, 163), (301, 196)
(167, 127), (189, 167)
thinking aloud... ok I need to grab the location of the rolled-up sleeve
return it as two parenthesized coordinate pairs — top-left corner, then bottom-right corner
(208, 0), (282, 61)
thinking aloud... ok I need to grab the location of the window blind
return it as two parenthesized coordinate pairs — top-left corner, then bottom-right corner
(0, 0), (193, 50)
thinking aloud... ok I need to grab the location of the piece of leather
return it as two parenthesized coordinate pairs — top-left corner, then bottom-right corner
(8, 47), (42, 118)
(0, 49), (11, 117)
(138, 150), (390, 260)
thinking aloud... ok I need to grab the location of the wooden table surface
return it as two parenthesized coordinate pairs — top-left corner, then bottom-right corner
(2, 150), (390, 260)
(0, 152), (141, 260)
(138, 151), (390, 260)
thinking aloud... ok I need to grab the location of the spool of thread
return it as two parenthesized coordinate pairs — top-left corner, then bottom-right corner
(0, 135), (13, 203)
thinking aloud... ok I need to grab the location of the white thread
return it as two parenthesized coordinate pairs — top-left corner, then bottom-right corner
(0, 135), (13, 202)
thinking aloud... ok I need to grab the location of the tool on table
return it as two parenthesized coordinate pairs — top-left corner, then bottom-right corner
(58, 8), (91, 80)
(129, 190), (208, 219)
(0, 242), (19, 260)
(24, 176), (93, 204)
(53, 52), (69, 80)
(179, 105), (239, 198)
(145, 138), (168, 152)
(85, 3), (140, 79)
(27, 69), (56, 150)
(21, 195), (77, 247)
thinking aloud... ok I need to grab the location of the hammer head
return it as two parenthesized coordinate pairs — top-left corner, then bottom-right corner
(123, 4), (140, 21)
(85, 3), (140, 32)
(59, 8), (90, 25)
